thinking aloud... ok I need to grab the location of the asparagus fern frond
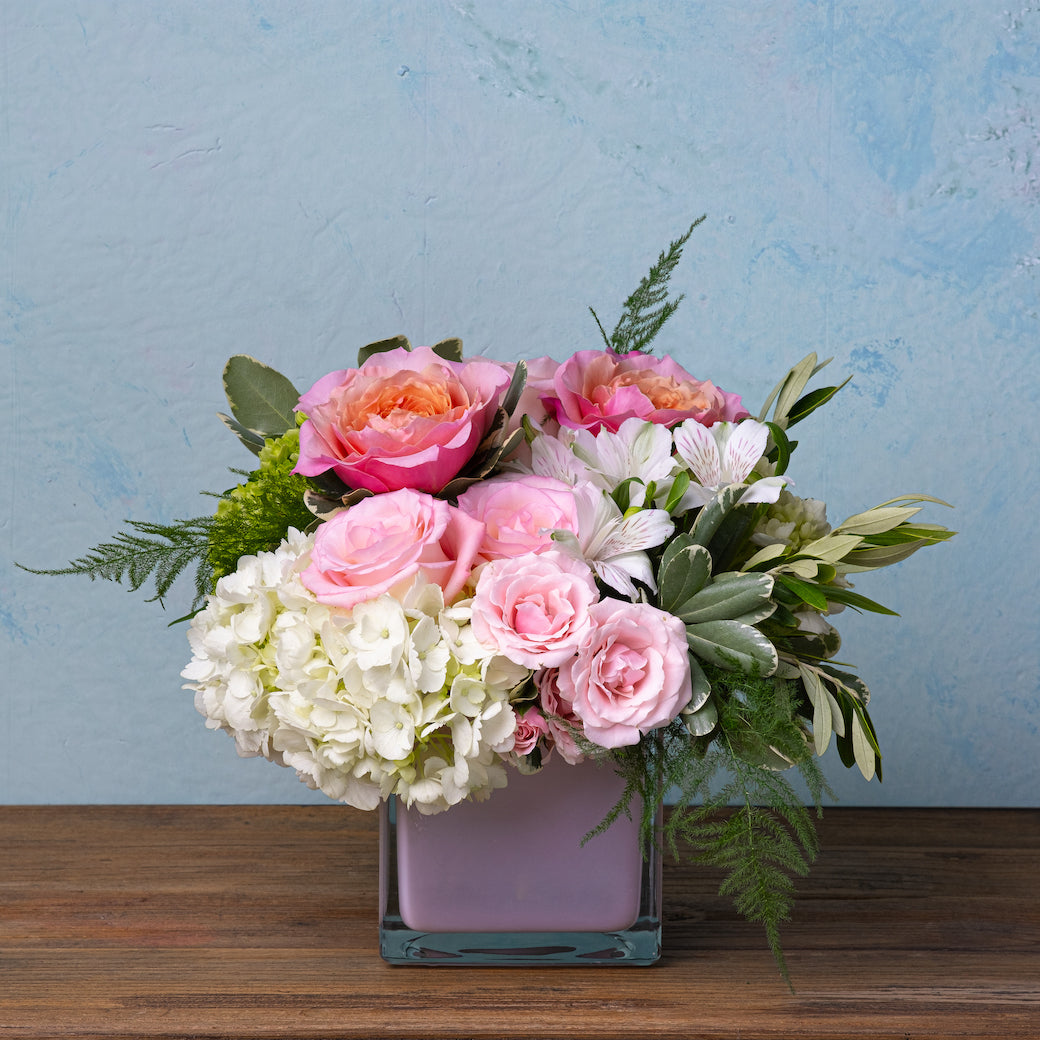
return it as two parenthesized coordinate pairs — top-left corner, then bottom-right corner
(19, 517), (215, 613)
(592, 215), (706, 354)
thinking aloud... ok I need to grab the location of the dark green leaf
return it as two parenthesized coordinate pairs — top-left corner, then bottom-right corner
(776, 573), (829, 610)
(431, 337), (464, 363)
(765, 421), (792, 474)
(823, 587), (900, 615)
(785, 377), (851, 427)
(357, 334), (410, 366)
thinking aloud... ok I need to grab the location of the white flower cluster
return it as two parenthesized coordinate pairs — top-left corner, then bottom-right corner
(751, 489), (832, 550)
(182, 529), (523, 814)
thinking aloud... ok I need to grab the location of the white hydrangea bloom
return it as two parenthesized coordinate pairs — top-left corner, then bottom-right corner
(181, 531), (522, 814)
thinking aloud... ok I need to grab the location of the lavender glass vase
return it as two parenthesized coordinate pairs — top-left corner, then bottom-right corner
(378, 756), (662, 965)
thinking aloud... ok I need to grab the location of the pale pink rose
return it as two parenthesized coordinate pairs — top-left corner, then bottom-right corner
(541, 349), (748, 434)
(455, 474), (579, 562)
(294, 346), (513, 494)
(471, 549), (598, 669)
(535, 667), (586, 764)
(558, 599), (692, 749)
(511, 705), (550, 756)
(300, 489), (485, 609)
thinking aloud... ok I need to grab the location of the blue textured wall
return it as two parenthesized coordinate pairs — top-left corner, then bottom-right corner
(3, 2), (1038, 805)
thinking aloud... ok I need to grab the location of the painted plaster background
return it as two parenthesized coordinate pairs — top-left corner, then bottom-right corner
(2, 2), (1037, 806)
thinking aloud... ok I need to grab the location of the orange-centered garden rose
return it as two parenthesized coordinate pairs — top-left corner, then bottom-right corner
(539, 349), (748, 434)
(294, 345), (512, 494)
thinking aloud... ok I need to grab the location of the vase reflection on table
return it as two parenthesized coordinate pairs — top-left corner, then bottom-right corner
(379, 756), (662, 965)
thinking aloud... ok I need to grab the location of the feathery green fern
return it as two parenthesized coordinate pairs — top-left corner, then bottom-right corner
(591, 214), (706, 354)
(19, 517), (215, 615)
(596, 666), (830, 989)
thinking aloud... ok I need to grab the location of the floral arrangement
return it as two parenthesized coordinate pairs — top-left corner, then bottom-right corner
(32, 220), (953, 980)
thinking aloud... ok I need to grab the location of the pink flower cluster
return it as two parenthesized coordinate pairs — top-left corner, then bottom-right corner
(292, 346), (746, 757)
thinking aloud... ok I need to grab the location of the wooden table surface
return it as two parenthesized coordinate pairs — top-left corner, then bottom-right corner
(1, 805), (1037, 1039)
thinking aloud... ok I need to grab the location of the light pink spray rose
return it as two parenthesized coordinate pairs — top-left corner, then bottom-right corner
(511, 705), (551, 756)
(471, 549), (598, 669)
(558, 599), (693, 749)
(299, 488), (484, 609)
(535, 667), (586, 765)
(540, 349), (748, 434)
(455, 474), (579, 562)
(293, 345), (513, 494)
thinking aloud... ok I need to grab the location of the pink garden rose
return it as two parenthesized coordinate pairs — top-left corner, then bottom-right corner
(471, 549), (598, 669)
(558, 599), (692, 749)
(540, 349), (748, 434)
(455, 474), (579, 562)
(293, 345), (513, 494)
(300, 489), (485, 609)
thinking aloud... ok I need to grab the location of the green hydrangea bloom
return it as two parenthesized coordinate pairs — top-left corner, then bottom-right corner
(208, 428), (316, 583)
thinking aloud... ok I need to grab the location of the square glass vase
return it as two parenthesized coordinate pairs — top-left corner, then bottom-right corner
(378, 756), (662, 965)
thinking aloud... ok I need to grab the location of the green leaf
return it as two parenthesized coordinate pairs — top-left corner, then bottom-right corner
(664, 468), (691, 513)
(742, 542), (788, 571)
(501, 359), (527, 416)
(681, 694), (718, 737)
(216, 412), (267, 456)
(657, 537), (712, 613)
(765, 421), (792, 474)
(776, 573), (829, 610)
(19, 517), (215, 614)
(675, 572), (775, 624)
(862, 523), (957, 546)
(836, 504), (923, 536)
(688, 484), (745, 547)
(222, 355), (300, 439)
(800, 666), (832, 756)
(759, 353), (832, 426)
(357, 334), (410, 366)
(843, 542), (931, 570)
(431, 337), (464, 363)
(797, 533), (863, 563)
(785, 377), (852, 427)
(822, 587), (899, 616)
(851, 712), (877, 781)
(685, 619), (778, 674)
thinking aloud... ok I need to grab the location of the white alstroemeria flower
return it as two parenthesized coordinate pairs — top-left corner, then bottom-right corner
(569, 418), (676, 506)
(552, 481), (674, 598)
(527, 429), (597, 486)
(673, 418), (787, 509)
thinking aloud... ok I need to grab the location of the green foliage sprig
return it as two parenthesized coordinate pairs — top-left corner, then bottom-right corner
(591, 214), (706, 354)
(594, 665), (830, 989)
(19, 516), (216, 617)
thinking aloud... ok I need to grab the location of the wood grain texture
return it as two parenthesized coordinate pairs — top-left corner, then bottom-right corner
(1, 806), (1037, 1039)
